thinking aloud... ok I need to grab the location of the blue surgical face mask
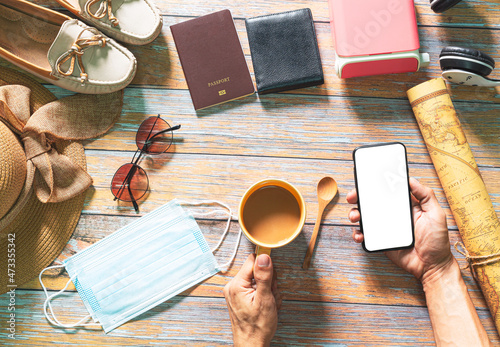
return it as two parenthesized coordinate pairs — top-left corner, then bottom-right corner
(39, 199), (241, 333)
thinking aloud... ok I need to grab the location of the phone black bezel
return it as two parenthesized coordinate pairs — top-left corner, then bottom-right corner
(352, 142), (415, 253)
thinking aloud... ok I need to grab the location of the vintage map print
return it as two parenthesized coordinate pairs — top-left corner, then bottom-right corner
(408, 78), (500, 334)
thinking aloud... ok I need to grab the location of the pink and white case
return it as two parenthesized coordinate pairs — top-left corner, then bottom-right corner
(328, 0), (429, 78)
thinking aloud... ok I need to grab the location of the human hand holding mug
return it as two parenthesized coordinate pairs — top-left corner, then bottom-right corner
(224, 179), (303, 345)
(224, 253), (282, 347)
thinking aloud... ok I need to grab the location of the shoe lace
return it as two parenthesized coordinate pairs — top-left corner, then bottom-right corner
(85, 0), (119, 27)
(56, 28), (107, 85)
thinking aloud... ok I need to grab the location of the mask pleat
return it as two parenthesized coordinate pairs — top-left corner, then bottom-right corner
(66, 202), (188, 267)
(93, 235), (202, 301)
(79, 222), (194, 289)
(97, 252), (217, 327)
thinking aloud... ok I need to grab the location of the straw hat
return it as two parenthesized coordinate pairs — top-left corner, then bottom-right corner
(0, 66), (123, 294)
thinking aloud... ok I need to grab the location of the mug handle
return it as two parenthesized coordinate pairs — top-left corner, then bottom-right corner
(255, 245), (271, 256)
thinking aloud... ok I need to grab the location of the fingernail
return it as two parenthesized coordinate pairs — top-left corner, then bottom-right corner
(349, 211), (354, 219)
(257, 254), (270, 267)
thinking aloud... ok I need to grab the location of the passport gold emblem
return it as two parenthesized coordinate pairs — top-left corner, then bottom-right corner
(218, 90), (226, 96)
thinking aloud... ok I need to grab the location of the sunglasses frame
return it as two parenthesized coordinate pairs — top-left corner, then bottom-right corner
(111, 114), (181, 211)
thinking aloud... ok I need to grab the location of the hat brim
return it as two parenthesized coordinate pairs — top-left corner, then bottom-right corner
(0, 66), (86, 294)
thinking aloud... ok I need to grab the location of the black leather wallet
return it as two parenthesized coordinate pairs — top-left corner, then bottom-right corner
(245, 8), (324, 94)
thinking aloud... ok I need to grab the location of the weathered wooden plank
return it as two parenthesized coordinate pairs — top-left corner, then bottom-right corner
(1, 17), (500, 103)
(23, 214), (491, 311)
(76, 152), (499, 225)
(30, 0), (500, 29)
(59, 88), (499, 167)
(1, 291), (499, 345)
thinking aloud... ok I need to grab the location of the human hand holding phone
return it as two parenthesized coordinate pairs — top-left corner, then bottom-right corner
(347, 177), (492, 345)
(347, 177), (452, 282)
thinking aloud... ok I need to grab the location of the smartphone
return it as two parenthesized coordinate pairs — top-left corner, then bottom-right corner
(353, 142), (414, 252)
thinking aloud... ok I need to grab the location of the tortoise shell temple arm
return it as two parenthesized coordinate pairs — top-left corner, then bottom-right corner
(128, 184), (139, 212)
(146, 124), (181, 143)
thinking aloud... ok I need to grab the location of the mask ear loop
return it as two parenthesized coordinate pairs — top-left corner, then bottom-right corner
(178, 200), (242, 271)
(218, 228), (242, 272)
(39, 264), (100, 328)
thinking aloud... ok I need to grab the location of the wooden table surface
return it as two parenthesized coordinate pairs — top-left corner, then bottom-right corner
(1, 0), (500, 345)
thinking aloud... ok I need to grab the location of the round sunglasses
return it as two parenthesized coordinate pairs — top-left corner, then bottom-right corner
(111, 115), (181, 211)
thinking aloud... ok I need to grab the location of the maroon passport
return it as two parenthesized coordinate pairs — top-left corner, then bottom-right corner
(171, 10), (255, 110)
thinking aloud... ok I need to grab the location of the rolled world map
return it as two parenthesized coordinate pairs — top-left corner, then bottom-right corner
(407, 78), (500, 334)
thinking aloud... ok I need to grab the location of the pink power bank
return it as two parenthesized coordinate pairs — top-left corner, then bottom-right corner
(328, 0), (429, 78)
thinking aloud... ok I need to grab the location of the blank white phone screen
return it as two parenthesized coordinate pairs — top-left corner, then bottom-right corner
(354, 143), (413, 252)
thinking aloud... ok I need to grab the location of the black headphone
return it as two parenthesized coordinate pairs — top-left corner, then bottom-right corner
(439, 46), (500, 87)
(430, 0), (462, 13)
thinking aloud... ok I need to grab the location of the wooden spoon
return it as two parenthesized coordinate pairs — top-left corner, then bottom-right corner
(302, 176), (338, 269)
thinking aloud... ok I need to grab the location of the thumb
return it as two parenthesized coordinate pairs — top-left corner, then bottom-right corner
(409, 177), (441, 212)
(254, 254), (274, 298)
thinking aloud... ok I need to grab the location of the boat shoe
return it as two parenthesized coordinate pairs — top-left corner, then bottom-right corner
(55, 0), (162, 45)
(0, 0), (136, 94)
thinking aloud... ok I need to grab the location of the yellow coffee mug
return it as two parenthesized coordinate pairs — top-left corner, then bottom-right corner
(238, 179), (306, 256)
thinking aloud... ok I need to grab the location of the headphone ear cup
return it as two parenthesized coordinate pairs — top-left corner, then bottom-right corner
(430, 0), (462, 13)
(439, 46), (495, 77)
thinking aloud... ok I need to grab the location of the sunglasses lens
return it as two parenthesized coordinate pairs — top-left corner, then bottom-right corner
(111, 163), (148, 202)
(136, 117), (173, 154)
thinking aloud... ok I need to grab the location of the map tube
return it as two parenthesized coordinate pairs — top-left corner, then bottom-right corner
(407, 78), (500, 334)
